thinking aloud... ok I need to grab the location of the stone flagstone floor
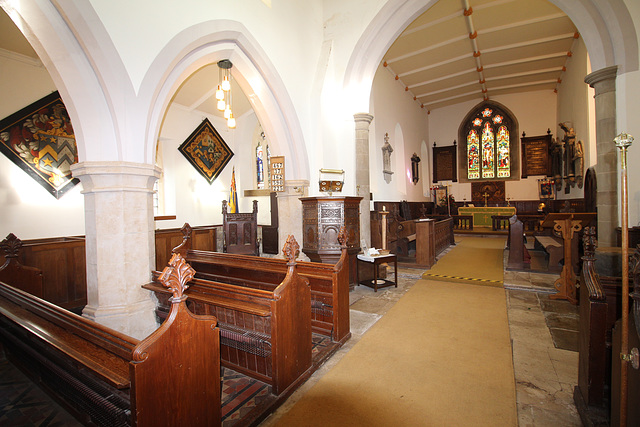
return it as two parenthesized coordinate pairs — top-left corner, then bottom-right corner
(0, 238), (583, 426)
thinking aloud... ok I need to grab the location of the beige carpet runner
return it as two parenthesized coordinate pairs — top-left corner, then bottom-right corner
(422, 236), (506, 286)
(270, 237), (517, 426)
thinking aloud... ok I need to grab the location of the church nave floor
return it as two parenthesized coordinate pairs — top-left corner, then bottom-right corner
(0, 239), (582, 426)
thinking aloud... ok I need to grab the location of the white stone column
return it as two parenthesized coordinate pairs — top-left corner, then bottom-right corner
(278, 179), (309, 259)
(584, 66), (618, 247)
(70, 161), (161, 339)
(354, 113), (374, 247)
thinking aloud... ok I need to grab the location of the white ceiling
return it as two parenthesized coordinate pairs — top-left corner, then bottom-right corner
(1, 0), (577, 117)
(384, 0), (578, 111)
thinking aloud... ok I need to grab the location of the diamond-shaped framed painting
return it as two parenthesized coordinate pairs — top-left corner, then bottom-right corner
(178, 118), (234, 184)
(0, 91), (79, 199)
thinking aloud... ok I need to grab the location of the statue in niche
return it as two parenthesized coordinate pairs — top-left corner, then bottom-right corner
(560, 122), (576, 188)
(382, 132), (394, 183)
(573, 140), (584, 188)
(551, 137), (563, 191)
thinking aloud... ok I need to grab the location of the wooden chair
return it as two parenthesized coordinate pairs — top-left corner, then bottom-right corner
(222, 199), (259, 256)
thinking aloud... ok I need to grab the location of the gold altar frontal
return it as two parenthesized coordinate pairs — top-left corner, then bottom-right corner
(458, 206), (516, 227)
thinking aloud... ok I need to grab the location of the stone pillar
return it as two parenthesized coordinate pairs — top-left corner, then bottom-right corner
(584, 66), (618, 248)
(354, 113), (374, 247)
(278, 179), (309, 259)
(70, 161), (161, 339)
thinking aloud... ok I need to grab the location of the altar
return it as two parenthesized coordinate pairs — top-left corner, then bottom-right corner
(458, 206), (516, 227)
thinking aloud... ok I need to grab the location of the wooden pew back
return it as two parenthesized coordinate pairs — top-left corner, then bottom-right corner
(0, 250), (221, 426)
(174, 223), (350, 343)
(144, 235), (312, 395)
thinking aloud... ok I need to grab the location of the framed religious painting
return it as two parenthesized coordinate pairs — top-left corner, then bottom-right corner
(178, 118), (234, 184)
(0, 91), (79, 198)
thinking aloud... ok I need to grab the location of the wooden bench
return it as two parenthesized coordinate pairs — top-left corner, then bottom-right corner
(222, 199), (259, 255)
(0, 248), (221, 427)
(143, 234), (312, 395)
(534, 235), (564, 272)
(169, 222), (350, 344)
(507, 215), (530, 270)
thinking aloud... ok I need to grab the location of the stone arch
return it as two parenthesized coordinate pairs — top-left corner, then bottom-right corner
(4, 2), (309, 180)
(141, 20), (309, 180)
(2, 1), (122, 161)
(344, 0), (638, 114)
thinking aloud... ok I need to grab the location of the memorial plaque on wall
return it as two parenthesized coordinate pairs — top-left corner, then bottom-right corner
(521, 131), (552, 178)
(432, 142), (457, 182)
(270, 156), (285, 192)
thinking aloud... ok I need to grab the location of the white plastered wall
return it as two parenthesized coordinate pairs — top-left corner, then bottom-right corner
(428, 91), (557, 202)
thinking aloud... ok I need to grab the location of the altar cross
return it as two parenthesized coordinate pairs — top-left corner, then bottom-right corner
(483, 192), (489, 207)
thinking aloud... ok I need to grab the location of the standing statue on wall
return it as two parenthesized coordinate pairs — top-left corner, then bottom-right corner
(551, 137), (563, 191)
(573, 140), (584, 188)
(382, 132), (394, 183)
(560, 122), (576, 189)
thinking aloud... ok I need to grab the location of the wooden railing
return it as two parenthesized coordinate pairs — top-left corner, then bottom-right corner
(517, 214), (545, 232)
(428, 214), (473, 230)
(492, 215), (511, 231)
(434, 217), (454, 256)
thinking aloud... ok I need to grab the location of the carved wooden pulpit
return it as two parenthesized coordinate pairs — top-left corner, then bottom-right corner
(300, 196), (362, 285)
(541, 212), (596, 304)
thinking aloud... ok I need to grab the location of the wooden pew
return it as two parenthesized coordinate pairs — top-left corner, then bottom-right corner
(163, 222), (350, 344)
(0, 252), (221, 427)
(534, 235), (564, 272)
(0, 233), (45, 298)
(0, 233), (86, 310)
(143, 234), (312, 395)
(222, 199), (259, 255)
(507, 215), (528, 270)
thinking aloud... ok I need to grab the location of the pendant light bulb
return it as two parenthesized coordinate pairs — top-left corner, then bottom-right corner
(217, 99), (226, 111)
(215, 85), (224, 101)
(224, 105), (231, 119)
(228, 113), (236, 129)
(222, 74), (231, 92)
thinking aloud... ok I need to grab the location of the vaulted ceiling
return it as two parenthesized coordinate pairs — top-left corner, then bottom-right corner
(383, 0), (578, 111)
(1, 0), (578, 118)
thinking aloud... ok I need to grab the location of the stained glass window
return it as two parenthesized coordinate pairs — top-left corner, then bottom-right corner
(467, 129), (480, 179)
(496, 125), (510, 177)
(482, 122), (495, 179)
(463, 103), (513, 180)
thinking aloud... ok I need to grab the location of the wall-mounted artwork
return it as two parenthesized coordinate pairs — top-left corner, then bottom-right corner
(432, 141), (457, 183)
(178, 118), (234, 184)
(0, 91), (79, 198)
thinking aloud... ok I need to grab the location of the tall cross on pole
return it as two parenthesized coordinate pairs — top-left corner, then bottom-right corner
(483, 192), (489, 207)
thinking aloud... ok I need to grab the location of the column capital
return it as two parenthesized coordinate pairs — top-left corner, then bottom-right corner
(353, 113), (374, 125)
(71, 161), (162, 193)
(584, 66), (618, 94)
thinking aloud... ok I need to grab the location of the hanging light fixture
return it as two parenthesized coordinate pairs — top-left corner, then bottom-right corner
(216, 60), (236, 128)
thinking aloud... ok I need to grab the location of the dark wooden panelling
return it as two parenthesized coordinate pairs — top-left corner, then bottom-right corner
(155, 226), (216, 270)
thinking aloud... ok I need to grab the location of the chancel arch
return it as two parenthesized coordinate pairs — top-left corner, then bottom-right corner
(457, 101), (520, 184)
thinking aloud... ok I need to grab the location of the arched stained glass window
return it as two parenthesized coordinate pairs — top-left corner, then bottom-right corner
(461, 102), (516, 182)
(496, 125), (510, 178)
(481, 122), (495, 179)
(467, 129), (480, 179)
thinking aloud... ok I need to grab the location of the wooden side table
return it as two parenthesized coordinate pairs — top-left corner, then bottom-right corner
(356, 253), (398, 292)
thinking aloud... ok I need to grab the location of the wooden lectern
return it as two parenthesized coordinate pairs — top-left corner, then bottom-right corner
(540, 213), (596, 304)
